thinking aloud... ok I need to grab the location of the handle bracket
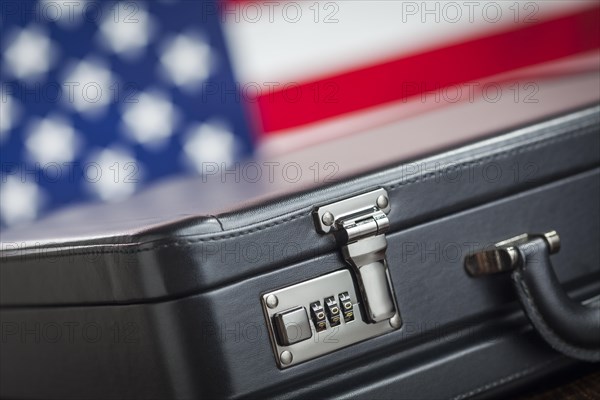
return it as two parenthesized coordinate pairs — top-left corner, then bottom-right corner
(465, 230), (600, 362)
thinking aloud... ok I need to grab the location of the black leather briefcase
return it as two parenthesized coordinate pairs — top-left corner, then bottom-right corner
(1, 105), (599, 399)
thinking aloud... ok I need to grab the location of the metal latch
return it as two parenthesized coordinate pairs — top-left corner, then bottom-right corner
(260, 189), (401, 368)
(314, 188), (400, 325)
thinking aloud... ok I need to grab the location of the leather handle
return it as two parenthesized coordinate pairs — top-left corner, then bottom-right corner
(511, 237), (600, 362)
(465, 232), (600, 361)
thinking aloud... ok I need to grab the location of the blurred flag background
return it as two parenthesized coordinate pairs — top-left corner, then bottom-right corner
(1, 0), (599, 229)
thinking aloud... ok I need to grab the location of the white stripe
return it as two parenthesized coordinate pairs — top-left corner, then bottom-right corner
(257, 52), (600, 154)
(223, 0), (592, 84)
(257, 71), (600, 176)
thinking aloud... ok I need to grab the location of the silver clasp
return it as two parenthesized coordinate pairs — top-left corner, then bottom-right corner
(314, 189), (400, 325)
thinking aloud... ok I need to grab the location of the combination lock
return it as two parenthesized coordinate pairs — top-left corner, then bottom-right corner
(261, 270), (400, 368)
(261, 189), (401, 368)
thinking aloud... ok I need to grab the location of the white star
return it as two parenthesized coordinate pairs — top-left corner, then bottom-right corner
(0, 91), (21, 142)
(183, 121), (239, 173)
(38, 0), (89, 29)
(85, 147), (140, 202)
(97, 5), (156, 60)
(2, 25), (58, 82)
(159, 33), (213, 91)
(61, 57), (116, 117)
(0, 176), (44, 227)
(121, 90), (179, 148)
(25, 115), (81, 165)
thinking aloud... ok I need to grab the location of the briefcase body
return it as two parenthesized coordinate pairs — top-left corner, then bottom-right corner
(1, 105), (599, 399)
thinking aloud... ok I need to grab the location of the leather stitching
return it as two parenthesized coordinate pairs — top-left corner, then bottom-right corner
(386, 123), (595, 191)
(8, 123), (598, 258)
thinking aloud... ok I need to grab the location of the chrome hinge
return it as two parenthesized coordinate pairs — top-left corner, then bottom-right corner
(314, 188), (401, 325)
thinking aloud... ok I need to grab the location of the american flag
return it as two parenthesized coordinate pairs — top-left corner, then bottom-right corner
(1, 0), (253, 228)
(1, 0), (599, 228)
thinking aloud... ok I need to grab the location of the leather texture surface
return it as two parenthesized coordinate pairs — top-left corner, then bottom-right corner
(1, 168), (599, 399)
(0, 106), (599, 399)
(1, 105), (599, 306)
(512, 238), (600, 361)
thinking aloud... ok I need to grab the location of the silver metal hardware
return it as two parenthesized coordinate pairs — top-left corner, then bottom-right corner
(261, 189), (402, 368)
(280, 351), (293, 365)
(389, 314), (402, 329)
(273, 306), (312, 345)
(314, 189), (391, 234)
(376, 194), (389, 209)
(266, 294), (279, 309)
(543, 230), (560, 254)
(261, 270), (399, 368)
(321, 211), (334, 226)
(465, 231), (560, 277)
(313, 188), (400, 324)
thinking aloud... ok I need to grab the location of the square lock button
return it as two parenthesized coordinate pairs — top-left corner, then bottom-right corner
(273, 306), (312, 346)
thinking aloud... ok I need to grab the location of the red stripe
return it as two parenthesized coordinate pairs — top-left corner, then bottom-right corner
(255, 6), (600, 135)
